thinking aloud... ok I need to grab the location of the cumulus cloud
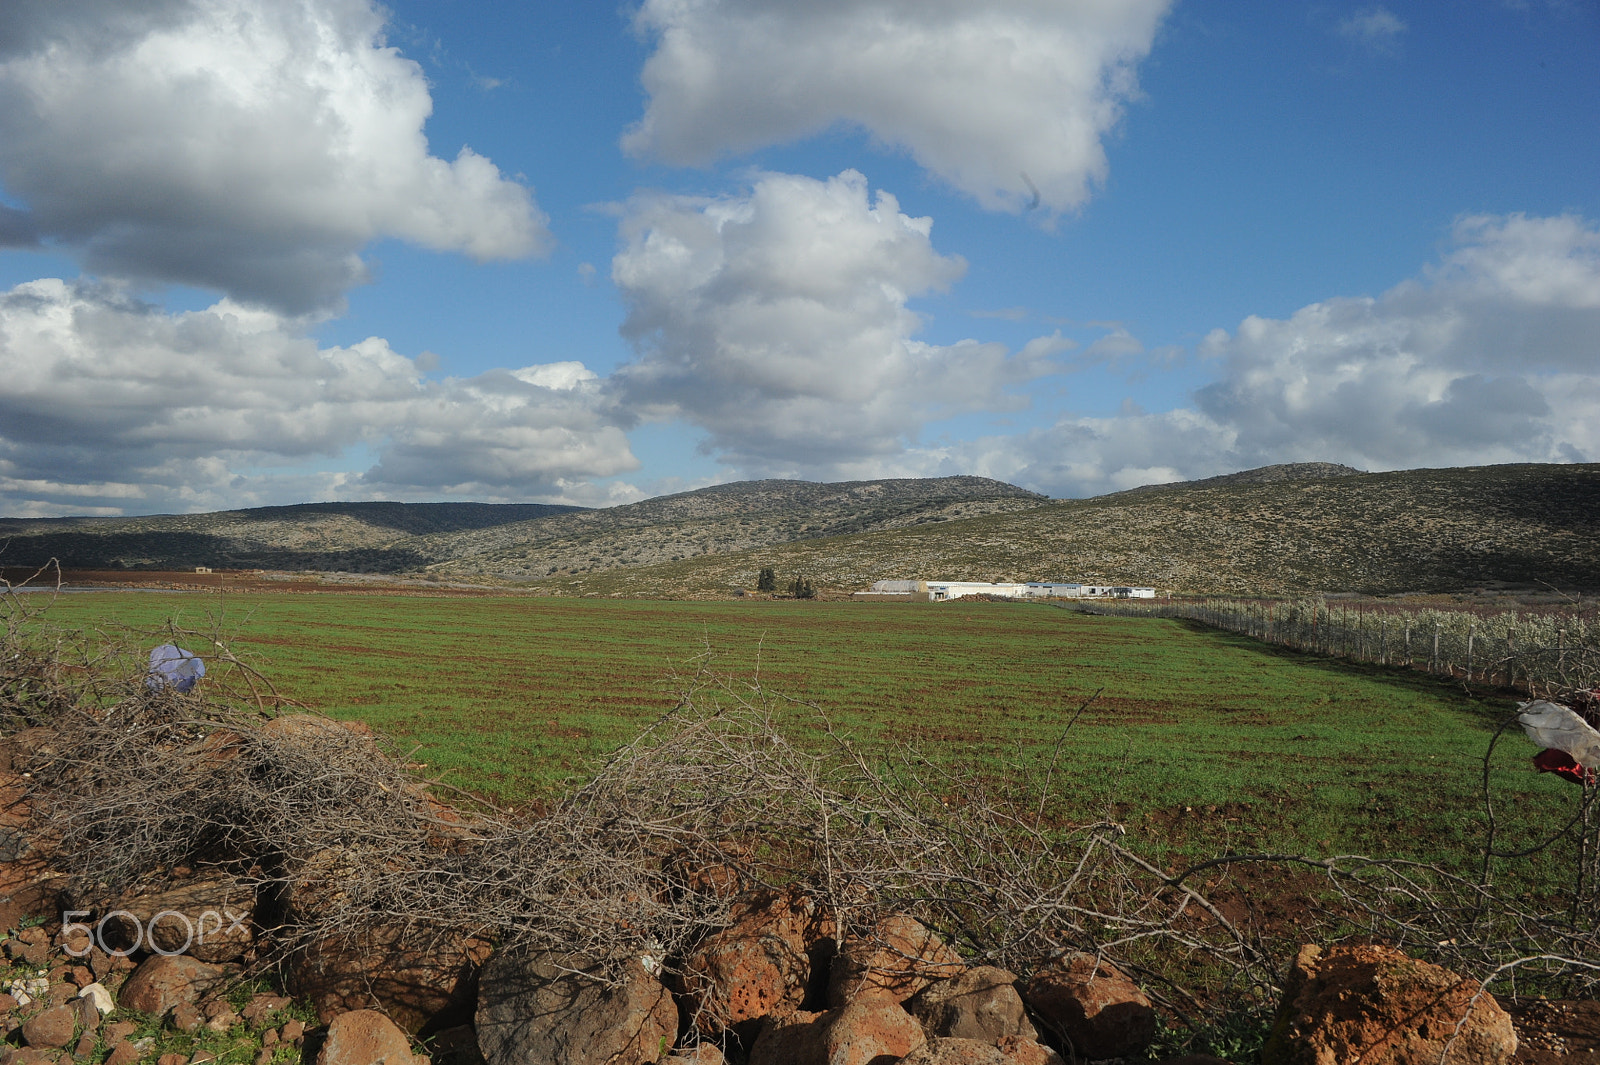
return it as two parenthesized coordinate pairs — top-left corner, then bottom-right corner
(0, 0), (547, 313)
(610, 170), (1063, 474)
(0, 279), (635, 514)
(1338, 7), (1407, 52)
(919, 213), (1600, 498)
(623, 0), (1172, 215)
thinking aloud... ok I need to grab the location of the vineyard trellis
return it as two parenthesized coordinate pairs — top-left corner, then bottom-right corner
(1071, 596), (1600, 698)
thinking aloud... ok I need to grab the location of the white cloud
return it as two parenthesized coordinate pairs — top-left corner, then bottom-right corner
(0, 279), (635, 514)
(623, 0), (1173, 215)
(1338, 7), (1407, 52)
(927, 213), (1600, 498)
(610, 170), (1063, 474)
(0, 0), (548, 313)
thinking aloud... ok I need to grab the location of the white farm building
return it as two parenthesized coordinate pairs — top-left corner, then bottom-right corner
(857, 579), (1156, 602)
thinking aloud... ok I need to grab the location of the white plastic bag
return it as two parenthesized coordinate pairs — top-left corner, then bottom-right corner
(1517, 700), (1600, 766)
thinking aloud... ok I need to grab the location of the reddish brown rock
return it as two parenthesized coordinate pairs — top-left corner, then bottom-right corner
(21, 1005), (76, 1049)
(289, 925), (490, 1034)
(117, 955), (229, 1018)
(822, 993), (926, 1065)
(98, 877), (255, 963)
(315, 1009), (420, 1065)
(9, 1049), (67, 1065)
(994, 1036), (1064, 1065)
(475, 950), (678, 1065)
(170, 1002), (204, 1032)
(662, 1048), (726, 1065)
(677, 888), (834, 1039)
(901, 1039), (1011, 1065)
(103, 1043), (140, 1065)
(102, 1021), (138, 1047)
(1023, 953), (1155, 1060)
(1261, 944), (1516, 1065)
(907, 966), (1037, 1044)
(829, 915), (965, 1007)
(895, 1036), (1066, 1065)
(748, 1010), (826, 1065)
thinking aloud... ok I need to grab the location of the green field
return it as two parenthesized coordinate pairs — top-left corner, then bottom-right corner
(27, 591), (1578, 881)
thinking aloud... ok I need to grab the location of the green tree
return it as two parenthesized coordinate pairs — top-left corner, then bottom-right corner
(790, 575), (816, 600)
(757, 566), (777, 592)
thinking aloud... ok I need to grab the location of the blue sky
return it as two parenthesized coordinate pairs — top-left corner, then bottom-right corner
(0, 0), (1596, 515)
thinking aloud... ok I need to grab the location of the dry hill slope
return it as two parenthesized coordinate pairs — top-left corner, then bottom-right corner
(544, 463), (1600, 599)
(418, 476), (1046, 578)
(0, 477), (1042, 575)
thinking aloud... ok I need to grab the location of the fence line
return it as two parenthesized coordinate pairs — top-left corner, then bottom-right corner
(1072, 597), (1600, 697)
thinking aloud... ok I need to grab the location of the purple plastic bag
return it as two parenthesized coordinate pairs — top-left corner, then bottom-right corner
(147, 644), (205, 693)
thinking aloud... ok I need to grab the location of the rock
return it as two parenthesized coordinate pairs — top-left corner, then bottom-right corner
(821, 993), (926, 1065)
(289, 925), (490, 1034)
(907, 966), (1037, 1044)
(21, 1005), (76, 1049)
(662, 1047), (725, 1065)
(747, 1010), (826, 1065)
(158, 1054), (187, 1065)
(240, 994), (290, 1024)
(1155, 1056), (1232, 1065)
(171, 1002), (204, 1032)
(117, 955), (229, 1017)
(282, 1020), (306, 1043)
(98, 876), (255, 963)
(204, 1002), (239, 1032)
(748, 994), (928, 1065)
(9, 1049), (66, 1065)
(4, 936), (49, 968)
(1024, 953), (1155, 1060)
(677, 888), (834, 1040)
(73, 994), (98, 1035)
(829, 915), (964, 1007)
(0, 993), (15, 1013)
(1261, 943), (1517, 1065)
(475, 950), (678, 1065)
(73, 1028), (97, 1059)
(901, 1039), (1010, 1065)
(104, 1043), (139, 1065)
(315, 1009), (421, 1065)
(102, 1021), (138, 1047)
(994, 1036), (1064, 1065)
(424, 1025), (484, 1065)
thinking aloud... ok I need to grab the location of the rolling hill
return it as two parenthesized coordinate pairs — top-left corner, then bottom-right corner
(537, 463), (1600, 599)
(0, 477), (1043, 576)
(4, 463), (1596, 597)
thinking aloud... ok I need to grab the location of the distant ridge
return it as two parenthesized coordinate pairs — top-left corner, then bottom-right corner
(0, 476), (1043, 574)
(1107, 462), (1365, 498)
(8, 465), (1595, 597)
(540, 463), (1600, 599)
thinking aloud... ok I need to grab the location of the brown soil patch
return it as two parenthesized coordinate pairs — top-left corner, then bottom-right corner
(1500, 998), (1600, 1063)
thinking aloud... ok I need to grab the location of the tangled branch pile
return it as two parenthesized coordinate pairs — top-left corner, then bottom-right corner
(3, 570), (1598, 1049)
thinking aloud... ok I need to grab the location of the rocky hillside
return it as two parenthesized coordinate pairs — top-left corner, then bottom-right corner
(418, 476), (1045, 580)
(0, 477), (1044, 575)
(544, 463), (1600, 599)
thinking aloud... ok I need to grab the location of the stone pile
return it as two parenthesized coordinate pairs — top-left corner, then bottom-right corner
(0, 719), (1529, 1065)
